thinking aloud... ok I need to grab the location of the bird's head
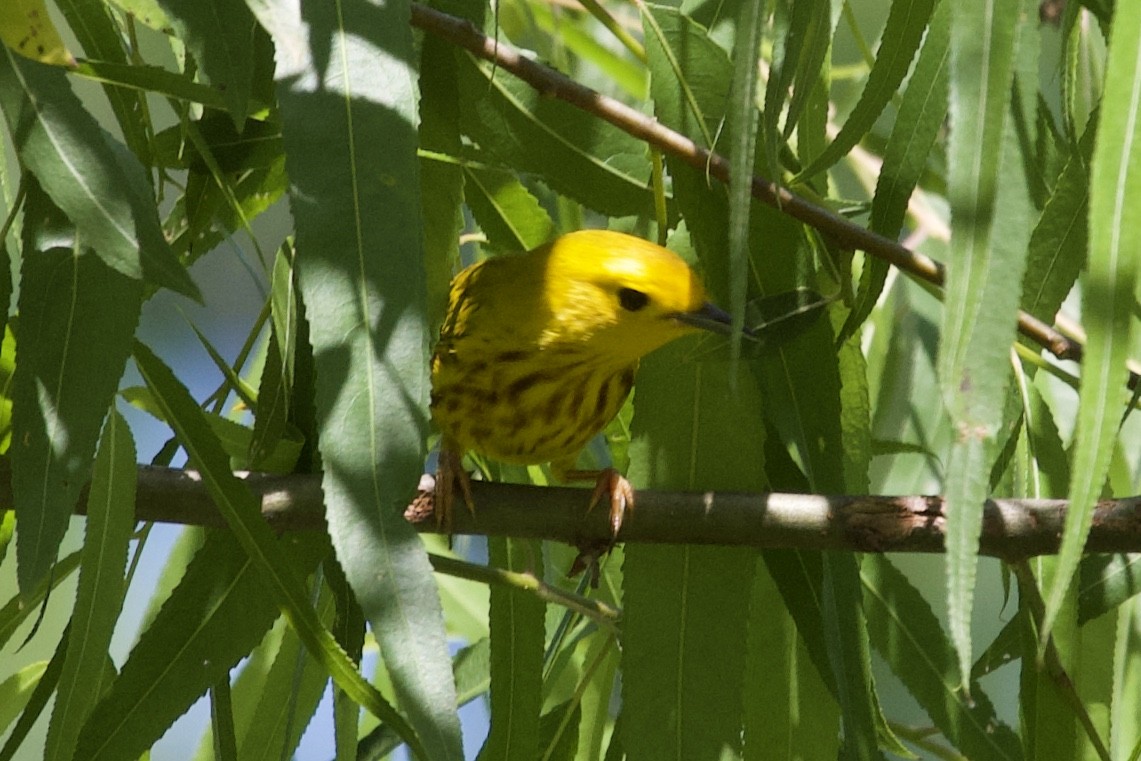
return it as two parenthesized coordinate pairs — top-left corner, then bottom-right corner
(540, 230), (735, 363)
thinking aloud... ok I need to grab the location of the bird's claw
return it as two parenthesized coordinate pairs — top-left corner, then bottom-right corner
(587, 467), (634, 538)
(435, 448), (475, 534)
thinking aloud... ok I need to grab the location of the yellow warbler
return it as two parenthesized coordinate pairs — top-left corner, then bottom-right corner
(431, 230), (735, 533)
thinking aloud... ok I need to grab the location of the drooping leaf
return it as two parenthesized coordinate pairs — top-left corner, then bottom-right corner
(154, 0), (261, 126)
(939, 0), (1032, 681)
(74, 528), (329, 761)
(44, 410), (137, 761)
(259, 0), (463, 756)
(1042, 0), (1141, 643)
(0, 46), (199, 298)
(797, 0), (937, 181)
(11, 182), (142, 596)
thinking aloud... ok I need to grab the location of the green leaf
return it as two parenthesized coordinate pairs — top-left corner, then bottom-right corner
(940, 0), (1032, 681)
(463, 165), (554, 252)
(0, 661), (49, 737)
(1020, 127), (1093, 325)
(842, 0), (950, 342)
(744, 559), (840, 759)
(44, 410), (136, 761)
(1043, 0), (1141, 643)
(154, 0), (260, 126)
(782, 0), (842, 143)
(262, 0), (463, 757)
(862, 555), (1022, 760)
(1111, 600), (1141, 759)
(74, 528), (328, 761)
(455, 50), (656, 218)
(232, 588), (336, 761)
(726, 0), (765, 358)
(538, 700), (581, 761)
(0, 549), (82, 652)
(822, 552), (885, 761)
(11, 182), (142, 596)
(797, 0), (937, 180)
(1078, 554), (1141, 625)
(53, 0), (151, 161)
(477, 539), (544, 760)
(622, 339), (765, 760)
(419, 32), (465, 330)
(0, 46), (199, 298)
(0, 621), (70, 760)
(642, 4), (726, 150)
(1020, 558), (1079, 759)
(130, 341), (425, 756)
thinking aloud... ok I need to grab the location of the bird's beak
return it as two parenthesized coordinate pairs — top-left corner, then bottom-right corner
(673, 302), (755, 338)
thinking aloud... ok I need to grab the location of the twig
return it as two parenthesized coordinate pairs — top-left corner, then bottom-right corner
(7, 461), (1141, 559)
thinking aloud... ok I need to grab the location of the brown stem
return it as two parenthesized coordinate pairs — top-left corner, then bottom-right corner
(7, 461), (1141, 558)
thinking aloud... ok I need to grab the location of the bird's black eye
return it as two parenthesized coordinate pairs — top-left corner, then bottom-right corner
(618, 287), (650, 312)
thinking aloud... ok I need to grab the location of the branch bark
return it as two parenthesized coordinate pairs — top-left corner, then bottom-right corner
(4, 461), (1140, 561)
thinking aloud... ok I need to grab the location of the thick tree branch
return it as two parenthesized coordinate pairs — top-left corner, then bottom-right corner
(407, 2), (1089, 371)
(4, 462), (1140, 561)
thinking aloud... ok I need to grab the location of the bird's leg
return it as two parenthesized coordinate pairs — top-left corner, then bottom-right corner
(435, 446), (475, 533)
(562, 467), (635, 537)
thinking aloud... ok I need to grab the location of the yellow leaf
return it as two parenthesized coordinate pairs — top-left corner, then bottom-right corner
(0, 0), (75, 68)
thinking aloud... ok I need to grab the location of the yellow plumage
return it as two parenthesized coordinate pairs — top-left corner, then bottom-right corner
(430, 229), (733, 532)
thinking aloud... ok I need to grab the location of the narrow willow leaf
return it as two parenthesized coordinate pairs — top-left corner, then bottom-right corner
(940, 0), (1030, 682)
(762, 0), (801, 169)
(0, 622), (69, 759)
(744, 560), (840, 759)
(478, 538), (544, 760)
(822, 553), (885, 761)
(463, 165), (554, 252)
(862, 555), (1022, 760)
(783, 0), (841, 142)
(44, 410), (136, 761)
(12, 183), (142, 596)
(74, 529), (328, 761)
(234, 589), (335, 761)
(1074, 603), (1116, 752)
(797, 0), (937, 180)
(641, 4), (724, 148)
(1020, 126), (1094, 325)
(0, 661), (49, 736)
(0, 47), (198, 298)
(842, 0), (950, 342)
(130, 342), (424, 756)
(623, 340), (764, 761)
(1079, 554), (1141, 624)
(0, 0), (74, 65)
(154, 0), (258, 125)
(1111, 599), (1141, 757)
(0, 240), (10, 345)
(538, 700), (581, 761)
(419, 32), (465, 329)
(726, 0), (765, 356)
(0, 550), (82, 652)
(455, 52), (655, 218)
(261, 0), (462, 756)
(53, 0), (150, 160)
(1043, 1), (1141, 643)
(1021, 558), (1080, 758)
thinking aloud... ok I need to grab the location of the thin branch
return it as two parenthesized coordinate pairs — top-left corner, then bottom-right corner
(5, 461), (1141, 560)
(407, 2), (1093, 372)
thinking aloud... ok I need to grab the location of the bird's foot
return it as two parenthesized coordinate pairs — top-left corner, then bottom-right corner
(583, 467), (634, 538)
(435, 448), (475, 534)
